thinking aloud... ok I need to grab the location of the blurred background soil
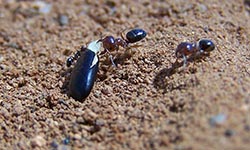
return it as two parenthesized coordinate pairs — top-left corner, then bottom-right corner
(0, 0), (250, 149)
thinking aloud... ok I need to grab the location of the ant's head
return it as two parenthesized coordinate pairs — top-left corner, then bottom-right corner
(198, 39), (215, 53)
(98, 36), (118, 52)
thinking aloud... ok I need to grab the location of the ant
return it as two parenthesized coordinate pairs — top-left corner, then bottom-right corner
(97, 28), (147, 66)
(175, 39), (215, 67)
(67, 28), (147, 67)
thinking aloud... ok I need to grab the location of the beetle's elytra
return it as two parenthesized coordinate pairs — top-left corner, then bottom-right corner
(68, 41), (101, 101)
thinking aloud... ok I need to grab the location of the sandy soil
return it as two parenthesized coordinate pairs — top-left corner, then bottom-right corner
(0, 0), (250, 149)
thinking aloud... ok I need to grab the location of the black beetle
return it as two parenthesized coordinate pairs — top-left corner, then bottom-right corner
(67, 40), (101, 101)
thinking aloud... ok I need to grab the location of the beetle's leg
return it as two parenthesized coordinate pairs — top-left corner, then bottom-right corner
(66, 56), (74, 67)
(66, 50), (81, 67)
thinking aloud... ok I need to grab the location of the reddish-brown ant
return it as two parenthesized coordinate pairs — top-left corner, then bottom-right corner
(175, 39), (215, 67)
(98, 28), (147, 66)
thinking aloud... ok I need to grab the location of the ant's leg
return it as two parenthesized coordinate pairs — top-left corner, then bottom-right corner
(172, 58), (179, 68)
(179, 55), (190, 73)
(186, 53), (196, 70)
(192, 57), (196, 68)
(99, 48), (107, 55)
(119, 28), (127, 41)
(105, 49), (117, 67)
(182, 55), (188, 68)
(109, 54), (117, 67)
(98, 46), (116, 67)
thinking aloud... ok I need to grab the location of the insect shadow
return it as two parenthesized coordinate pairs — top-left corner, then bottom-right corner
(153, 53), (211, 92)
(60, 67), (72, 95)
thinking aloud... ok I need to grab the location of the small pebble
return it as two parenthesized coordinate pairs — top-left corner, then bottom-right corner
(0, 107), (10, 118)
(224, 129), (235, 137)
(244, 125), (250, 131)
(62, 137), (70, 145)
(198, 4), (207, 12)
(73, 134), (81, 140)
(13, 103), (23, 116)
(58, 145), (71, 150)
(31, 135), (46, 147)
(240, 104), (249, 111)
(209, 113), (227, 127)
(5, 42), (20, 49)
(93, 90), (101, 98)
(50, 140), (58, 148)
(0, 55), (3, 62)
(32, 1), (52, 14)
(245, 0), (250, 6)
(95, 118), (105, 126)
(58, 15), (69, 26)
